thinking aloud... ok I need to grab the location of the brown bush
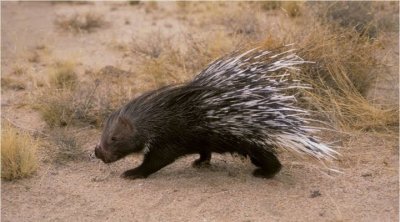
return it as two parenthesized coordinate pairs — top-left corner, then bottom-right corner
(1, 123), (38, 180)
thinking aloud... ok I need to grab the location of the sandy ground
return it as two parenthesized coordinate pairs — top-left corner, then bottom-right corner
(1, 2), (399, 222)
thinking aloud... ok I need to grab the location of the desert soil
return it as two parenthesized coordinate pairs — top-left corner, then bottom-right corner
(1, 2), (399, 222)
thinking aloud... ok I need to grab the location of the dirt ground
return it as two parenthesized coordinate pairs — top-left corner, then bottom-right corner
(1, 2), (399, 222)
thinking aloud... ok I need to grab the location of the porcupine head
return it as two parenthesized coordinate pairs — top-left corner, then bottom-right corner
(94, 111), (145, 163)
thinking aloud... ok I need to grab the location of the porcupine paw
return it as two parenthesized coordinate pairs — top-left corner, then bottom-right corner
(192, 159), (211, 168)
(121, 169), (147, 180)
(252, 168), (281, 179)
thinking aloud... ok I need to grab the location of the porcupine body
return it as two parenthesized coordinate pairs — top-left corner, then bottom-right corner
(94, 45), (337, 179)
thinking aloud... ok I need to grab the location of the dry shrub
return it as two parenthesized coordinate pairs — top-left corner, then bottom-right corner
(138, 58), (183, 87)
(36, 81), (110, 127)
(205, 4), (267, 43)
(290, 22), (398, 130)
(35, 65), (136, 128)
(131, 31), (176, 59)
(218, 7), (262, 38)
(1, 123), (38, 180)
(310, 1), (378, 38)
(35, 61), (79, 126)
(296, 26), (377, 96)
(36, 88), (75, 127)
(131, 31), (187, 87)
(48, 61), (78, 89)
(56, 12), (107, 33)
(49, 129), (83, 164)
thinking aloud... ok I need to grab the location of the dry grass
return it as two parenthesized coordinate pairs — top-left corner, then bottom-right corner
(1, 123), (38, 180)
(260, 1), (281, 11)
(35, 82), (110, 128)
(260, 1), (302, 17)
(35, 61), (79, 126)
(35, 64), (134, 128)
(131, 31), (176, 59)
(56, 12), (107, 33)
(281, 2), (302, 18)
(48, 61), (78, 89)
(312, 2), (378, 38)
(34, 61), (85, 126)
(289, 19), (398, 130)
(49, 129), (84, 164)
(10, 64), (27, 76)
(35, 88), (75, 127)
(131, 31), (187, 87)
(217, 7), (262, 38)
(137, 58), (181, 87)
(1, 77), (26, 91)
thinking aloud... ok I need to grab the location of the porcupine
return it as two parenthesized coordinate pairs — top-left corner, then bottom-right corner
(94, 45), (337, 179)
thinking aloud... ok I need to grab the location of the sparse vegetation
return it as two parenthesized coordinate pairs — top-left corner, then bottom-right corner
(50, 129), (84, 164)
(218, 7), (262, 37)
(36, 81), (111, 128)
(1, 123), (38, 180)
(1, 77), (26, 91)
(55, 12), (107, 33)
(11, 65), (27, 76)
(314, 2), (378, 38)
(293, 15), (397, 130)
(131, 31), (176, 59)
(281, 1), (302, 17)
(260, 1), (281, 11)
(36, 88), (75, 127)
(48, 61), (78, 89)
(131, 31), (187, 87)
(36, 63), (133, 128)
(260, 1), (302, 17)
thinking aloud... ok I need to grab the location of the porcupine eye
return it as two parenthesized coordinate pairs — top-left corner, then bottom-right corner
(110, 136), (117, 142)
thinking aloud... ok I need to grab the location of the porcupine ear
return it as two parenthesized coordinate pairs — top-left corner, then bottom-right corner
(117, 116), (134, 132)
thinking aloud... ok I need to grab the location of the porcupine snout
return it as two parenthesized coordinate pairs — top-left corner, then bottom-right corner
(94, 144), (105, 161)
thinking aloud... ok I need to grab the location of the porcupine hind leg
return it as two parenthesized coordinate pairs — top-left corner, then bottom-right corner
(249, 147), (282, 178)
(192, 151), (211, 168)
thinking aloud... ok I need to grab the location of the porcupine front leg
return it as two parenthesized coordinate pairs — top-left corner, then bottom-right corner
(121, 146), (180, 179)
(192, 151), (211, 168)
(249, 147), (282, 178)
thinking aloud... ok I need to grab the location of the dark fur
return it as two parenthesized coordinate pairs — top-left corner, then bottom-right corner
(95, 85), (282, 179)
